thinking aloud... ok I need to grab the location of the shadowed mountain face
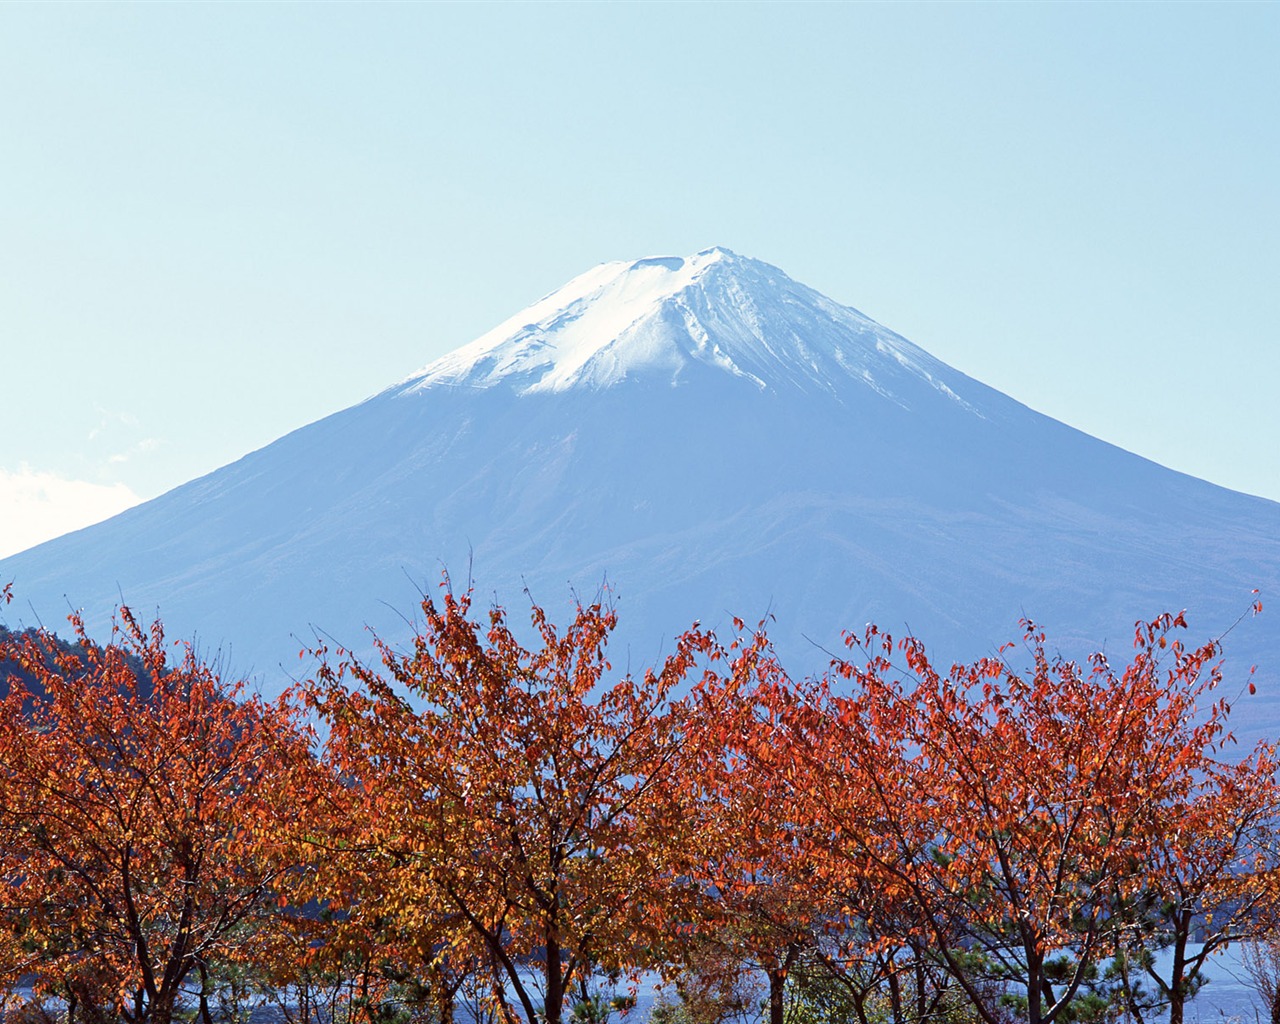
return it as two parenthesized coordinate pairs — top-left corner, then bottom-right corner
(2, 248), (1276, 729)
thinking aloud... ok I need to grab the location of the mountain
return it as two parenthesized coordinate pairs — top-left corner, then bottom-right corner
(2, 247), (1277, 727)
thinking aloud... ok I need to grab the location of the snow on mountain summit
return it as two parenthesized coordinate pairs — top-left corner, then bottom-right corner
(2, 244), (1277, 750)
(398, 247), (975, 410)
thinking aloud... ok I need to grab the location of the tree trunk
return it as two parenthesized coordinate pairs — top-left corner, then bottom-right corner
(198, 960), (215, 1024)
(1168, 913), (1190, 1024)
(438, 986), (455, 1024)
(1025, 952), (1044, 1024)
(545, 931), (564, 1024)
(887, 966), (903, 1024)
(151, 989), (178, 1024)
(768, 968), (787, 1024)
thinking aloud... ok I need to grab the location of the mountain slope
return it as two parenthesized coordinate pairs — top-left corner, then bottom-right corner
(2, 249), (1276, 723)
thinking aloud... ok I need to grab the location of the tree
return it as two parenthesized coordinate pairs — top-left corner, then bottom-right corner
(1117, 696), (1278, 1021)
(790, 613), (1259, 1024)
(300, 583), (720, 1024)
(757, 634), (965, 1024)
(669, 623), (821, 1024)
(676, 622), (959, 1024)
(0, 607), (314, 1024)
(1241, 929), (1280, 1024)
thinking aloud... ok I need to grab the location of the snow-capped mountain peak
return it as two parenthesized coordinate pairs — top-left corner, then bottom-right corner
(2, 247), (1276, 750)
(397, 247), (967, 407)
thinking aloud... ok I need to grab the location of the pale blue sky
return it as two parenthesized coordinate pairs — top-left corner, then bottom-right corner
(1, 2), (1276, 555)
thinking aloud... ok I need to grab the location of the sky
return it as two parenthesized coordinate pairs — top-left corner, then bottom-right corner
(1, 2), (1277, 560)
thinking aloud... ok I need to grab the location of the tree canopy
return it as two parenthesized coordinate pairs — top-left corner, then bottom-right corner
(0, 579), (1274, 1024)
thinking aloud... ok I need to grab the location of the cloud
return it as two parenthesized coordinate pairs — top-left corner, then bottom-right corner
(87, 409), (140, 442)
(106, 437), (164, 465)
(0, 467), (142, 560)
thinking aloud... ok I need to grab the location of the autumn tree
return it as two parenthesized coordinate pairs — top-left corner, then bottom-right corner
(300, 583), (722, 1024)
(758, 637), (964, 1024)
(1107, 607), (1279, 1024)
(271, 763), (487, 1024)
(782, 612), (1266, 1024)
(1114, 742), (1280, 1024)
(0, 606), (315, 1024)
(674, 620), (959, 1024)
(662, 622), (825, 1024)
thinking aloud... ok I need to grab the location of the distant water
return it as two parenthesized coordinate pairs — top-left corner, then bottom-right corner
(546, 952), (1270, 1024)
(1173, 944), (1264, 1023)
(251, 953), (1268, 1024)
(6, 951), (1260, 1024)
(457, 955), (1267, 1024)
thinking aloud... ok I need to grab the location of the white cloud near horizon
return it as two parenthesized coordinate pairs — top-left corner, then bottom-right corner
(0, 467), (142, 560)
(107, 437), (163, 466)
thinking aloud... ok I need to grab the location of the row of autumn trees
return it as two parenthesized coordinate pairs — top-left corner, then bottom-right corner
(0, 578), (1276, 1024)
